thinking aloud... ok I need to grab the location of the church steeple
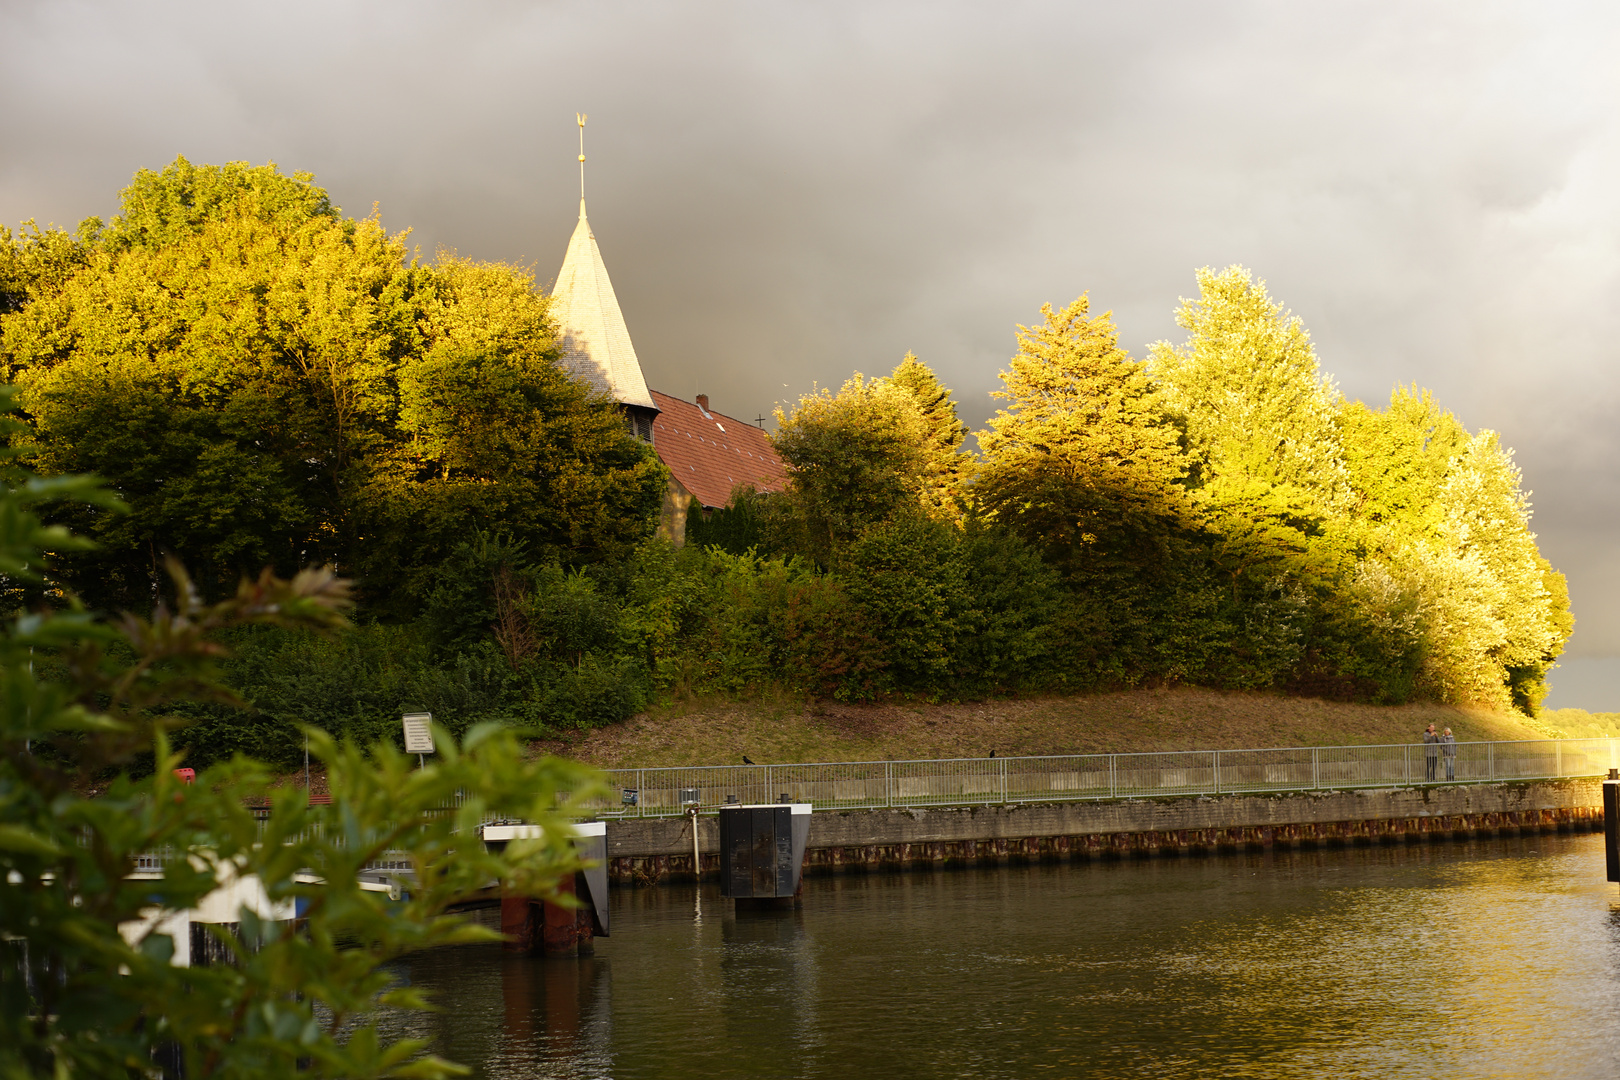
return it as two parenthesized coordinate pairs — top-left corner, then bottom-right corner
(548, 116), (657, 424)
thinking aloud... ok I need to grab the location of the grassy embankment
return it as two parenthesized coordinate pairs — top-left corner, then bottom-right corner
(534, 687), (1620, 770)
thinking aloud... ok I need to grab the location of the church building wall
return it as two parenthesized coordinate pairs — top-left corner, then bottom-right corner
(658, 476), (697, 547)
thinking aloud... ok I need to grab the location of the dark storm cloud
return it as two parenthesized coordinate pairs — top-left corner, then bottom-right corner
(4, 1), (1618, 696)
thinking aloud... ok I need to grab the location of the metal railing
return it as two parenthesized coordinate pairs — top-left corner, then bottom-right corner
(591, 737), (1620, 817)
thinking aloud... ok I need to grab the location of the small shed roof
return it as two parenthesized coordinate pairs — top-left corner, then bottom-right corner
(650, 390), (787, 510)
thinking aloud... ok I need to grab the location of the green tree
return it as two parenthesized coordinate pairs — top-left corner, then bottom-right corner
(102, 155), (341, 252)
(768, 374), (927, 564)
(1338, 386), (1469, 545)
(656, 547), (885, 700)
(359, 256), (666, 609)
(1339, 386), (1572, 711)
(1147, 268), (1351, 600)
(841, 513), (968, 690)
(686, 485), (768, 555)
(1515, 557), (1574, 713)
(0, 159), (665, 613)
(0, 161), (418, 608)
(0, 219), (97, 316)
(1149, 266), (1346, 501)
(1430, 430), (1568, 709)
(886, 352), (974, 520)
(950, 522), (1062, 694)
(978, 295), (1194, 574)
(0, 393), (607, 1077)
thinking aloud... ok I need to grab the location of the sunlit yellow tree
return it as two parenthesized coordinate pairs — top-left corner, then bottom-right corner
(979, 295), (1193, 574)
(1149, 267), (1350, 599)
(886, 352), (975, 520)
(1340, 386), (1571, 711)
(0, 158), (664, 613)
(769, 374), (929, 563)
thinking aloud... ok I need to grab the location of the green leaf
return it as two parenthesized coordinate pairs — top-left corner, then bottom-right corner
(0, 824), (63, 856)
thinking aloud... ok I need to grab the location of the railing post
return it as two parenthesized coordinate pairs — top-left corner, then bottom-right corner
(1404, 745), (1411, 787)
(1312, 747), (1320, 790)
(885, 760), (892, 809)
(999, 757), (1008, 804)
(637, 768), (645, 818)
(1109, 755), (1117, 800)
(1556, 740), (1562, 779)
(1213, 750), (1221, 796)
(1488, 742), (1495, 782)
(764, 763), (772, 803)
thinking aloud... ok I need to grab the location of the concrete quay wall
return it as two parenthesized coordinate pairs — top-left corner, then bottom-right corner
(605, 779), (1604, 886)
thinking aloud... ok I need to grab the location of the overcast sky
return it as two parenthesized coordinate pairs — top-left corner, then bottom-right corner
(4, 0), (1618, 705)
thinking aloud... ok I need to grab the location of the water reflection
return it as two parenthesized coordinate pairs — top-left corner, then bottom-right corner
(492, 953), (613, 1077)
(718, 907), (823, 1068)
(394, 834), (1620, 1079)
(378, 927), (614, 1078)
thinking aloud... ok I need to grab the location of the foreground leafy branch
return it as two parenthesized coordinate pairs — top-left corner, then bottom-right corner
(0, 388), (607, 1078)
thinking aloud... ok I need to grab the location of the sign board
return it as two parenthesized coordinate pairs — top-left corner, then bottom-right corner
(401, 713), (435, 755)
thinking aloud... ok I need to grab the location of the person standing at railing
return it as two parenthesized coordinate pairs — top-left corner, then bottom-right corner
(1423, 724), (1441, 782)
(1442, 728), (1457, 781)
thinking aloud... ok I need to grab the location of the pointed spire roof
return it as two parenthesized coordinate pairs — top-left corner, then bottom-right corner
(549, 199), (656, 411)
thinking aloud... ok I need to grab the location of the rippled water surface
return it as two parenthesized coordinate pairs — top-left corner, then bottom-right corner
(385, 833), (1620, 1079)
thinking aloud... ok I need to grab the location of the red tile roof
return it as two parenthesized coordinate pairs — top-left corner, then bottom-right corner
(649, 389), (787, 510)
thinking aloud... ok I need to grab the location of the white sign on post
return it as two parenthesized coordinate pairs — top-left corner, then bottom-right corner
(402, 713), (435, 756)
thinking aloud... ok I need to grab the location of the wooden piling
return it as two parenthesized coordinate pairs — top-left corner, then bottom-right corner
(502, 873), (594, 956)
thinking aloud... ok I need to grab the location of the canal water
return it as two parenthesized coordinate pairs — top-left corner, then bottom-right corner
(382, 832), (1620, 1078)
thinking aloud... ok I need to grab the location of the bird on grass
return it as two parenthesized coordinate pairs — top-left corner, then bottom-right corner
(989, 749), (996, 758)
(743, 755), (756, 765)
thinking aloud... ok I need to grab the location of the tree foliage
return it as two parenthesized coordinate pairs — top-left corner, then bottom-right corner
(887, 352), (974, 520)
(979, 295), (1193, 573)
(739, 269), (1570, 710)
(0, 158), (664, 614)
(1149, 268), (1351, 597)
(768, 373), (928, 563)
(767, 355), (975, 561)
(0, 157), (1572, 720)
(1150, 266), (1346, 502)
(0, 397), (606, 1077)
(1334, 385), (1571, 710)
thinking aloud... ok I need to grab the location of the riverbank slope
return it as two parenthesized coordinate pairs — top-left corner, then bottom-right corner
(535, 686), (1558, 768)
